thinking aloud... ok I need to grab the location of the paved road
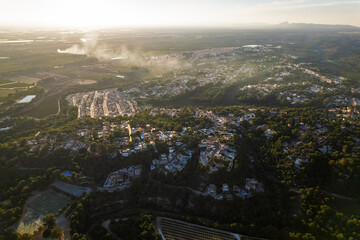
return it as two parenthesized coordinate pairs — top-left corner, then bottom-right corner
(321, 190), (355, 201)
(97, 183), (131, 192)
(291, 188), (355, 201)
(56, 98), (61, 115)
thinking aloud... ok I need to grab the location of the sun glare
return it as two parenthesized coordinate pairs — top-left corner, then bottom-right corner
(32, 0), (207, 28)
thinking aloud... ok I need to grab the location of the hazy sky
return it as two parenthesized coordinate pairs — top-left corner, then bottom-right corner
(1, 0), (359, 28)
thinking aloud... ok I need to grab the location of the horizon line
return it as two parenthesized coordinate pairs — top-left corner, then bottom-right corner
(0, 22), (359, 31)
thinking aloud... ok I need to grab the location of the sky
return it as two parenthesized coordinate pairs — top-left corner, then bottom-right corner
(0, 0), (359, 28)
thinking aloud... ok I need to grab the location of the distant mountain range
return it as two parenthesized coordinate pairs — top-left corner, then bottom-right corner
(270, 21), (360, 30)
(228, 22), (360, 30)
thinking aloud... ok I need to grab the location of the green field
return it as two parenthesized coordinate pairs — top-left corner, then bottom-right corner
(0, 82), (30, 88)
(0, 80), (32, 98)
(0, 89), (16, 97)
(0, 79), (12, 84)
(24, 95), (60, 118)
(15, 190), (70, 234)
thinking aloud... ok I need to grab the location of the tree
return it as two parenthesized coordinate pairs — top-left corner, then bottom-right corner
(72, 233), (88, 240)
(18, 234), (32, 240)
(50, 227), (63, 239)
(43, 214), (56, 230)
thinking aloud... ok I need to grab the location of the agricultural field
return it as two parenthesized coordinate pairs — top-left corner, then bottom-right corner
(10, 76), (41, 85)
(24, 95), (60, 118)
(15, 190), (70, 235)
(0, 89), (16, 97)
(0, 77), (35, 98)
(0, 82), (29, 88)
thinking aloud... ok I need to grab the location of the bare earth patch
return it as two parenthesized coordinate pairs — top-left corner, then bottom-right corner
(73, 79), (97, 85)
